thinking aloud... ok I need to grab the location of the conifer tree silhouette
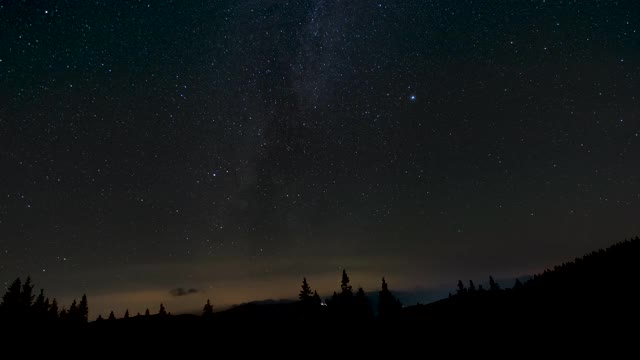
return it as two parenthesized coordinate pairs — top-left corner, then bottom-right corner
(78, 294), (89, 323)
(108, 311), (116, 321)
(469, 280), (476, 292)
(145, 308), (150, 316)
(489, 276), (501, 291)
(48, 298), (59, 320)
(312, 290), (321, 306)
(0, 277), (23, 322)
(20, 276), (34, 310)
(203, 299), (214, 317)
(43, 297), (50, 316)
(59, 308), (68, 321)
(379, 277), (402, 319)
(96, 314), (104, 322)
(457, 280), (467, 295)
(68, 299), (78, 322)
(124, 309), (130, 319)
(1, 278), (22, 311)
(299, 278), (313, 302)
(340, 270), (353, 297)
(513, 278), (523, 290)
(355, 287), (372, 320)
(158, 303), (167, 316)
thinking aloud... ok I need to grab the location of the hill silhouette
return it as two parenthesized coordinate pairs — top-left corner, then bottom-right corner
(1, 237), (638, 350)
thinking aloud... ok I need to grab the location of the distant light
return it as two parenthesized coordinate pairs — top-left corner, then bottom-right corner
(410, 95), (416, 101)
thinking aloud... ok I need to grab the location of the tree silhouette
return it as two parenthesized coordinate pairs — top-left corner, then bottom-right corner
(145, 308), (150, 316)
(489, 276), (501, 291)
(457, 280), (466, 295)
(299, 278), (313, 302)
(59, 308), (68, 321)
(0, 277), (23, 322)
(328, 270), (355, 314)
(158, 303), (167, 316)
(20, 276), (34, 310)
(379, 277), (402, 319)
(68, 299), (78, 322)
(203, 299), (213, 318)
(340, 270), (353, 297)
(355, 287), (372, 320)
(513, 278), (523, 290)
(96, 314), (104, 322)
(312, 291), (321, 306)
(124, 309), (130, 319)
(78, 294), (89, 323)
(33, 289), (46, 310)
(1, 278), (22, 311)
(48, 298), (59, 321)
(108, 311), (116, 321)
(468, 280), (476, 292)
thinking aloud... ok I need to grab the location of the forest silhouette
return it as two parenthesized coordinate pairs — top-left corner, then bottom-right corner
(1, 237), (638, 349)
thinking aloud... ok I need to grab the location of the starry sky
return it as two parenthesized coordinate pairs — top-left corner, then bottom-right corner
(1, 1), (639, 317)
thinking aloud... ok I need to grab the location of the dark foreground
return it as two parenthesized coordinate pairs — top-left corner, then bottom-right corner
(2, 238), (639, 352)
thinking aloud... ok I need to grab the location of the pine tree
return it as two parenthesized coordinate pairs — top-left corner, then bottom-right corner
(20, 276), (35, 310)
(124, 309), (130, 319)
(340, 269), (353, 297)
(355, 287), (372, 320)
(312, 290), (321, 306)
(1, 278), (22, 312)
(513, 278), (523, 290)
(158, 303), (167, 316)
(457, 280), (467, 295)
(489, 276), (501, 291)
(299, 278), (313, 302)
(68, 299), (78, 321)
(379, 277), (402, 319)
(78, 294), (89, 323)
(0, 277), (23, 321)
(49, 298), (59, 320)
(108, 311), (116, 321)
(32, 289), (48, 320)
(468, 280), (476, 292)
(96, 314), (104, 322)
(145, 308), (150, 316)
(203, 299), (213, 317)
(59, 308), (68, 321)
(44, 297), (50, 315)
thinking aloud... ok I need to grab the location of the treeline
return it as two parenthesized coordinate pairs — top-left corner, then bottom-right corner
(295, 270), (403, 321)
(402, 236), (640, 346)
(0, 269), (402, 325)
(0, 277), (87, 326)
(445, 236), (640, 301)
(2, 237), (638, 331)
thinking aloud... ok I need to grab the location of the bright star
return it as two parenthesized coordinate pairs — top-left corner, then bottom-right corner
(410, 95), (416, 101)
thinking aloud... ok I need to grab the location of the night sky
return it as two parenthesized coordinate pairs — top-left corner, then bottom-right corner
(1, 1), (639, 317)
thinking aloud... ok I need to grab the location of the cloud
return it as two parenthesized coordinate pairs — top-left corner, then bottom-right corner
(169, 287), (199, 297)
